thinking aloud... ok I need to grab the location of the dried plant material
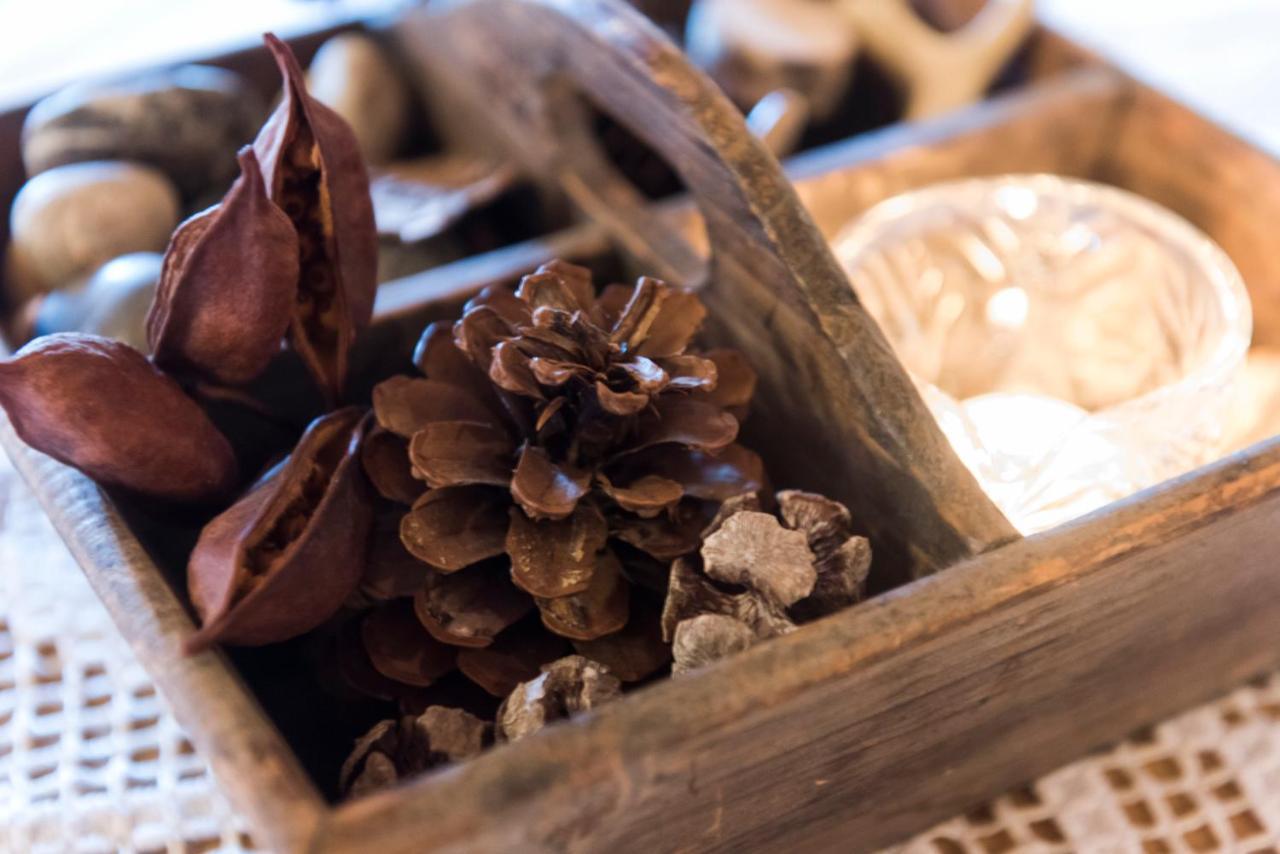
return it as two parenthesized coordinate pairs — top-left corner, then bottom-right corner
(370, 155), (517, 243)
(496, 656), (622, 742)
(610, 501), (708, 561)
(399, 486), (508, 571)
(361, 600), (457, 686)
(147, 148), (298, 385)
(457, 624), (571, 697)
(361, 518), (434, 602)
(412, 562), (532, 648)
(409, 420), (513, 488)
(535, 550), (630, 641)
(671, 614), (757, 675)
(185, 407), (372, 651)
(360, 426), (422, 505)
(660, 556), (794, 642)
(702, 511), (815, 607)
(253, 34), (377, 403)
(0, 334), (237, 501)
(572, 602), (670, 682)
(696, 348), (758, 411)
(507, 503), (607, 598)
(372, 375), (496, 439)
(777, 489), (872, 620)
(703, 491), (763, 537)
(511, 444), (590, 520)
(341, 706), (491, 796)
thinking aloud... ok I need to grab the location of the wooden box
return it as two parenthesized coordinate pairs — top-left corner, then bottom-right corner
(4, 2), (1280, 852)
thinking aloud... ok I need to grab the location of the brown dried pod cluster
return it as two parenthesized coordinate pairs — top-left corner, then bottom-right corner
(663, 490), (872, 675)
(348, 260), (765, 708)
(0, 333), (237, 501)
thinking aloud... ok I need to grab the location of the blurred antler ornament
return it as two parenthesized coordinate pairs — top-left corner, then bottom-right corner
(839, 0), (1035, 120)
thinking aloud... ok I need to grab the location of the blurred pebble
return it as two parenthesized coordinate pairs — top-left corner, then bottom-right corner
(7, 161), (179, 298)
(307, 33), (411, 165)
(23, 253), (162, 351)
(22, 65), (265, 198)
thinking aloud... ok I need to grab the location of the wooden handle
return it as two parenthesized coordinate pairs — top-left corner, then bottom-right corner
(394, 0), (1018, 576)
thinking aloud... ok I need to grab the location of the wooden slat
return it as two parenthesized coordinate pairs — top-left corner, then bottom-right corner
(322, 435), (1280, 852)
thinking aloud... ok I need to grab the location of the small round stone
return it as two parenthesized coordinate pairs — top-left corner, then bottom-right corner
(25, 252), (162, 351)
(307, 33), (411, 165)
(21, 65), (265, 198)
(7, 162), (179, 298)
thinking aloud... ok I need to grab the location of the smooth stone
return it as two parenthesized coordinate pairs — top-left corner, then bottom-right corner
(25, 252), (162, 351)
(307, 33), (411, 165)
(22, 64), (265, 198)
(8, 161), (180, 298)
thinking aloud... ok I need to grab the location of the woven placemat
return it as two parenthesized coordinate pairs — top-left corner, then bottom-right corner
(3, 451), (1280, 853)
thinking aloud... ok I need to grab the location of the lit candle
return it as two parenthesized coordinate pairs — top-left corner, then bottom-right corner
(836, 175), (1251, 534)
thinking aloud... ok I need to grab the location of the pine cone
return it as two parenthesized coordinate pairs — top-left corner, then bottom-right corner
(350, 260), (765, 705)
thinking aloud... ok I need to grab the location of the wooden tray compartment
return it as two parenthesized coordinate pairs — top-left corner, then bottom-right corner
(4, 2), (1280, 853)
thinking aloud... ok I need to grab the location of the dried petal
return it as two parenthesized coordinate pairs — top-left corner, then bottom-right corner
(510, 444), (590, 520)
(372, 375), (498, 438)
(631, 396), (738, 453)
(637, 288), (706, 359)
(254, 34), (377, 402)
(399, 486), (508, 571)
(535, 260), (594, 309)
(489, 339), (544, 399)
(456, 623), (571, 697)
(453, 305), (512, 372)
(506, 502), (607, 598)
(594, 379), (649, 416)
(496, 655), (622, 742)
(412, 562), (533, 648)
(148, 148), (298, 385)
(186, 408), (372, 650)
(412, 320), (484, 386)
(362, 600), (458, 686)
(466, 284), (530, 326)
(702, 511), (816, 607)
(0, 334), (237, 501)
(360, 426), (421, 504)
(660, 557), (794, 642)
(596, 473), (683, 518)
(535, 549), (629, 640)
(516, 270), (587, 313)
(671, 614), (756, 675)
(609, 277), (667, 350)
(408, 421), (514, 488)
(528, 357), (589, 387)
(572, 602), (670, 682)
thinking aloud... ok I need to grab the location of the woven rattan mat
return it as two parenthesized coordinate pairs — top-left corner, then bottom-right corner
(3, 452), (1280, 853)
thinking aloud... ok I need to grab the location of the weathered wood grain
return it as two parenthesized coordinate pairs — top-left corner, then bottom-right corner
(393, 0), (1018, 580)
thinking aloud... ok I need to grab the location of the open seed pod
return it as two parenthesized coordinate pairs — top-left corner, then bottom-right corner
(148, 147), (299, 385)
(253, 34), (378, 404)
(0, 333), (237, 501)
(185, 407), (373, 651)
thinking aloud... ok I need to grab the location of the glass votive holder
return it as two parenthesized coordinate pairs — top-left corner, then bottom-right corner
(833, 174), (1252, 534)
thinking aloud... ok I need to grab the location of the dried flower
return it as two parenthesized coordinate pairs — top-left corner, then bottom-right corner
(185, 407), (373, 651)
(0, 333), (237, 501)
(341, 706), (491, 796)
(148, 147), (298, 385)
(496, 655), (622, 742)
(254, 34), (377, 403)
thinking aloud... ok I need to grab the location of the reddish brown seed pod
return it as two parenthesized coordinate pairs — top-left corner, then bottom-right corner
(185, 407), (373, 651)
(147, 147), (299, 385)
(253, 33), (377, 403)
(0, 333), (237, 501)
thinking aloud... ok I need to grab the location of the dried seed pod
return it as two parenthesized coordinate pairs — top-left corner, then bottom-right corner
(496, 655), (622, 742)
(148, 148), (299, 385)
(253, 34), (377, 403)
(535, 550), (630, 641)
(660, 556), (795, 642)
(0, 334), (236, 501)
(701, 511), (816, 607)
(671, 614), (757, 675)
(362, 600), (457, 686)
(185, 407), (373, 651)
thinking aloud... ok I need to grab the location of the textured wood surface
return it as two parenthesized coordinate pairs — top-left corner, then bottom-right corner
(393, 0), (1018, 580)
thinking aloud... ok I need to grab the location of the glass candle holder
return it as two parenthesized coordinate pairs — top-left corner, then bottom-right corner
(833, 175), (1252, 534)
